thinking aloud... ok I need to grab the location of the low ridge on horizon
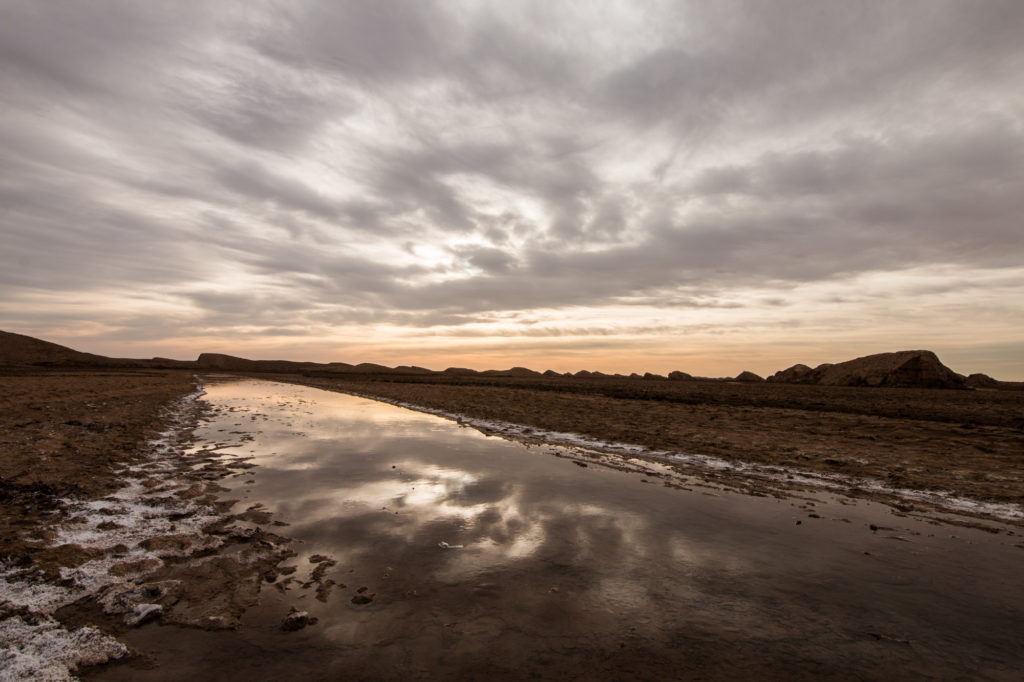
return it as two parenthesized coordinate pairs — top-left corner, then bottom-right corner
(3, 329), (1020, 391)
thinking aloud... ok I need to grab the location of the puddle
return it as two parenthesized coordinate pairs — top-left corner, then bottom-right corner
(90, 379), (1024, 680)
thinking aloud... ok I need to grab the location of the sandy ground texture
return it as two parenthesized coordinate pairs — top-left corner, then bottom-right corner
(274, 374), (1024, 523)
(1, 369), (1022, 678)
(0, 371), (297, 680)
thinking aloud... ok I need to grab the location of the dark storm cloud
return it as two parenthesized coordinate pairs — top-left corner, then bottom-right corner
(2, 0), (1023, 339)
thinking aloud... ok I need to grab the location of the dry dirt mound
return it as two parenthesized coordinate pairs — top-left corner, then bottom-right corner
(196, 353), (258, 370)
(480, 367), (543, 378)
(0, 330), (108, 366)
(0, 330), (196, 370)
(769, 350), (965, 389)
(767, 363), (815, 384)
(196, 353), (320, 373)
(965, 373), (998, 388)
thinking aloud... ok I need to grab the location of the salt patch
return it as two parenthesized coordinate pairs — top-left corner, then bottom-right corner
(0, 616), (127, 682)
(0, 382), (235, 680)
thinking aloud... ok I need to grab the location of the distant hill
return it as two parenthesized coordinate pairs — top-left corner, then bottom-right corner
(964, 373), (1024, 391)
(3, 330), (1018, 389)
(0, 330), (193, 368)
(0, 330), (109, 366)
(480, 367), (542, 378)
(443, 367), (481, 376)
(767, 350), (966, 389)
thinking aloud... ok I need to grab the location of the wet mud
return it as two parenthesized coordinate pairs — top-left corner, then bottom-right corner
(82, 379), (1024, 681)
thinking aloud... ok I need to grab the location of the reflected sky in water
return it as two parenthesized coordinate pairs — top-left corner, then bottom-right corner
(97, 379), (1024, 681)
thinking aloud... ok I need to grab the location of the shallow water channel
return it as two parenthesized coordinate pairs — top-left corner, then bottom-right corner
(94, 379), (1024, 680)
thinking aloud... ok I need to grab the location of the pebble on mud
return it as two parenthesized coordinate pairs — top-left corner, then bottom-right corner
(281, 608), (318, 631)
(125, 603), (162, 627)
(351, 587), (375, 605)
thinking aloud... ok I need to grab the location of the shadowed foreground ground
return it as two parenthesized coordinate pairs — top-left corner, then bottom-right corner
(2, 368), (1023, 680)
(0, 370), (198, 571)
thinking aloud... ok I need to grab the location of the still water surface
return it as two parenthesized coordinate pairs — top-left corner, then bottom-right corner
(95, 379), (1024, 680)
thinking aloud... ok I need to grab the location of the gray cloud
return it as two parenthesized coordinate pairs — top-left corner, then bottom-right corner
(1, 0), (1023, 368)
(255, 1), (452, 81)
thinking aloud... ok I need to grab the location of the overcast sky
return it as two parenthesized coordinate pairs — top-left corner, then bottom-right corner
(2, 1), (1023, 377)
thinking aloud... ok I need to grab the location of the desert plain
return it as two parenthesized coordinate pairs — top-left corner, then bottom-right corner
(1, 332), (1023, 679)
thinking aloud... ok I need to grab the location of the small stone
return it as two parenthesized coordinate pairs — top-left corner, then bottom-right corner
(124, 603), (162, 627)
(281, 608), (318, 631)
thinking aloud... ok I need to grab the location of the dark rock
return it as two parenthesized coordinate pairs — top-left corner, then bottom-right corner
(768, 351), (965, 389)
(965, 373), (1000, 389)
(351, 587), (375, 605)
(767, 363), (814, 384)
(281, 608), (318, 631)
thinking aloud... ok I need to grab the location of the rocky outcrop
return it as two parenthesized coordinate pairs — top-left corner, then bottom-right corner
(965, 373), (1024, 391)
(668, 370), (693, 381)
(768, 351), (966, 389)
(480, 367), (542, 378)
(965, 373), (1000, 389)
(196, 353), (258, 371)
(444, 367), (481, 376)
(349, 363), (395, 374)
(392, 365), (432, 375)
(766, 363), (815, 384)
(196, 354), (320, 373)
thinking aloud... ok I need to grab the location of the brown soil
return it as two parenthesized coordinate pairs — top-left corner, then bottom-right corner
(0, 369), (198, 570)
(1, 369), (305, 675)
(4, 368), (1021, 678)
(270, 374), (1024, 508)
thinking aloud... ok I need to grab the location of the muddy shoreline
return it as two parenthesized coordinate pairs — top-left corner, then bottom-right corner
(2, 369), (1022, 678)
(0, 372), (300, 678)
(82, 379), (1024, 681)
(266, 373), (1024, 520)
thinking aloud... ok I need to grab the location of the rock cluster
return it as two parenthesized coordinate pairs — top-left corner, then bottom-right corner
(767, 350), (966, 389)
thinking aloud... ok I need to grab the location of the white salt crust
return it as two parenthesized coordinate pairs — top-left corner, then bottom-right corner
(0, 385), (237, 681)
